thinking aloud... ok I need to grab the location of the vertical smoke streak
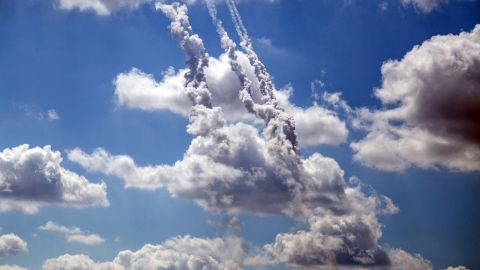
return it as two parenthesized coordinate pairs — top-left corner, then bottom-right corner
(157, 2), (229, 143)
(156, 2), (213, 109)
(226, 0), (275, 101)
(222, 0), (299, 151)
(205, 0), (257, 115)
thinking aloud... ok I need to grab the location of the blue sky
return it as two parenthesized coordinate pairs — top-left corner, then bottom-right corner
(0, 0), (479, 269)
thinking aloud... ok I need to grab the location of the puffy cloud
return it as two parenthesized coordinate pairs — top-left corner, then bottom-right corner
(42, 235), (242, 270)
(68, 130), (351, 217)
(252, 182), (404, 268)
(351, 25), (480, 172)
(114, 54), (348, 147)
(0, 265), (27, 270)
(47, 109), (60, 121)
(39, 221), (105, 246)
(266, 214), (389, 267)
(0, 144), (109, 214)
(0, 234), (28, 258)
(42, 254), (119, 270)
(400, 0), (446, 12)
(388, 249), (433, 270)
(114, 67), (191, 116)
(443, 267), (470, 270)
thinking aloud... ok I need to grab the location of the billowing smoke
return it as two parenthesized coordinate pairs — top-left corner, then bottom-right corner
(67, 1), (432, 268)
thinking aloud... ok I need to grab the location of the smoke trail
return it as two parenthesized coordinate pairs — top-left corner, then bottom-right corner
(212, 0), (299, 151)
(226, 0), (275, 100)
(156, 2), (212, 109)
(205, 0), (257, 115)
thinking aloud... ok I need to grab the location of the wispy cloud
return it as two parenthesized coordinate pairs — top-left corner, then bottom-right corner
(39, 221), (105, 246)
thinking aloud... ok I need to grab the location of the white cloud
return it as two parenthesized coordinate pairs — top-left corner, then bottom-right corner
(68, 134), (351, 217)
(0, 265), (27, 270)
(250, 182), (404, 268)
(42, 254), (118, 270)
(42, 235), (243, 270)
(400, 0), (446, 12)
(0, 234), (28, 258)
(47, 109), (60, 121)
(114, 67), (190, 116)
(0, 144), (109, 214)
(351, 25), (480, 172)
(443, 267), (470, 270)
(12, 103), (60, 122)
(114, 53), (348, 148)
(67, 234), (105, 245)
(388, 249), (433, 270)
(39, 221), (105, 246)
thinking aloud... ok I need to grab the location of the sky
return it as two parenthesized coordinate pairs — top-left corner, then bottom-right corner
(0, 0), (479, 269)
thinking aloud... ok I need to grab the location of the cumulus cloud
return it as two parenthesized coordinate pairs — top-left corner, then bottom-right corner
(0, 144), (109, 214)
(42, 235), (242, 270)
(251, 181), (403, 268)
(39, 221), (105, 245)
(443, 266), (470, 270)
(0, 234), (28, 258)
(0, 265), (27, 270)
(351, 25), (480, 172)
(388, 249), (433, 270)
(68, 122), (351, 217)
(42, 254), (118, 270)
